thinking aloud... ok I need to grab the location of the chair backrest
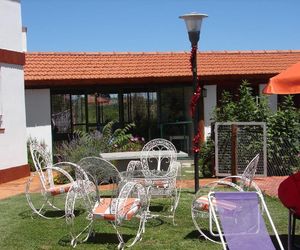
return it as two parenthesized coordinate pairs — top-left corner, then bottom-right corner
(126, 160), (143, 172)
(240, 154), (259, 190)
(78, 157), (121, 199)
(140, 138), (177, 172)
(29, 142), (53, 189)
(166, 161), (181, 178)
(211, 191), (284, 250)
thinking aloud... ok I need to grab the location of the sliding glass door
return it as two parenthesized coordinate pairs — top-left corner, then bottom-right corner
(87, 93), (119, 131)
(51, 88), (190, 153)
(123, 92), (158, 140)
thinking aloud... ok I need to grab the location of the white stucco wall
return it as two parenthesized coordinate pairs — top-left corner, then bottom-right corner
(259, 84), (277, 112)
(0, 64), (27, 169)
(25, 89), (52, 153)
(204, 85), (217, 139)
(0, 0), (27, 170)
(0, 0), (22, 51)
(22, 27), (27, 52)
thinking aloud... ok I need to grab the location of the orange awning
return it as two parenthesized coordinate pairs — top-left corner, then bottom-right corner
(263, 61), (300, 94)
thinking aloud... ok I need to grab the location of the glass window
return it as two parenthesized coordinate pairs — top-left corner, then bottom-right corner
(160, 88), (185, 123)
(123, 92), (158, 140)
(72, 94), (86, 125)
(87, 94), (97, 124)
(124, 93), (148, 124)
(101, 93), (119, 123)
(87, 93), (119, 128)
(51, 94), (71, 133)
(73, 124), (86, 132)
(160, 87), (191, 152)
(148, 92), (159, 138)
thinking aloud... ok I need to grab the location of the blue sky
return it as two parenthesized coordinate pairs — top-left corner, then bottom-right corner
(22, 0), (300, 52)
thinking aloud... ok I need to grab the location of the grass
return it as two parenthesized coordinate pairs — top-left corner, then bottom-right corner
(0, 189), (297, 250)
(180, 161), (216, 180)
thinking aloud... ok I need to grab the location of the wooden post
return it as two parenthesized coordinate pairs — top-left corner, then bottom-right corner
(231, 124), (238, 183)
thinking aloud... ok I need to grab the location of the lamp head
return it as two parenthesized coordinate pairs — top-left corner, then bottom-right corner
(179, 12), (208, 46)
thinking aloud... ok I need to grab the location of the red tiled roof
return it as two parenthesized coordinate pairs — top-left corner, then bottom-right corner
(24, 50), (300, 87)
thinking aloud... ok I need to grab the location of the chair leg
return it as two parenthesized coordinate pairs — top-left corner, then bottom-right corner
(288, 210), (292, 250)
(292, 213), (296, 248)
(112, 223), (125, 250)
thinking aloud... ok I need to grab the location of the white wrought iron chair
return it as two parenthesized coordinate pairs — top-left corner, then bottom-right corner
(191, 154), (261, 244)
(25, 142), (88, 219)
(65, 156), (149, 249)
(140, 138), (177, 173)
(218, 153), (260, 191)
(125, 138), (181, 225)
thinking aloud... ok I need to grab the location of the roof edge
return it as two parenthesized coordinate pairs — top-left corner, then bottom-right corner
(25, 49), (300, 56)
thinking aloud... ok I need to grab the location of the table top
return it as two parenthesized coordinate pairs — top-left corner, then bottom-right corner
(100, 150), (188, 161)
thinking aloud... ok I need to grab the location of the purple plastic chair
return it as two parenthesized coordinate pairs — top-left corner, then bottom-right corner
(208, 191), (284, 250)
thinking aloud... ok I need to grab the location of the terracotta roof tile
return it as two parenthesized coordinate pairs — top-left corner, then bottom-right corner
(24, 50), (300, 84)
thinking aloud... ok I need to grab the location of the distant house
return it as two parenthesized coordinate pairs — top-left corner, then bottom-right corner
(0, 0), (28, 183)
(24, 51), (300, 155)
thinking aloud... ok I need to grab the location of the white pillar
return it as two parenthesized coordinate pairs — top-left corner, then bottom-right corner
(25, 89), (53, 153)
(204, 85), (217, 139)
(259, 84), (277, 112)
(22, 27), (27, 52)
(0, 0), (28, 171)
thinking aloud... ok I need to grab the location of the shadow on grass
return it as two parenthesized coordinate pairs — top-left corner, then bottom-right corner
(89, 232), (133, 244)
(271, 234), (300, 250)
(146, 204), (176, 227)
(149, 204), (165, 213)
(145, 217), (164, 227)
(184, 230), (201, 239)
(185, 229), (220, 242)
(59, 232), (134, 248)
(185, 232), (300, 249)
(19, 208), (84, 219)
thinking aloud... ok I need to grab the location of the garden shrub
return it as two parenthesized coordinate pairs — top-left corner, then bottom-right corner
(55, 121), (144, 163)
(267, 96), (300, 175)
(199, 138), (215, 177)
(203, 81), (300, 176)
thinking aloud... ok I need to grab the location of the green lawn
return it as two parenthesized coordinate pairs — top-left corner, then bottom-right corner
(0, 190), (294, 250)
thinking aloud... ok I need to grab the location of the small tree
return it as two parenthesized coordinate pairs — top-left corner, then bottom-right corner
(212, 81), (271, 122)
(267, 95), (300, 174)
(201, 82), (270, 176)
(206, 81), (300, 176)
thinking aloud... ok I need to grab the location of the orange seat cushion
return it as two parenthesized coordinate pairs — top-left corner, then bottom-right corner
(134, 178), (171, 189)
(93, 198), (141, 221)
(194, 195), (237, 212)
(153, 179), (170, 188)
(47, 184), (71, 196)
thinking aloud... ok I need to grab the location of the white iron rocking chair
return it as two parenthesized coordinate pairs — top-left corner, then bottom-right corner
(125, 138), (182, 225)
(191, 154), (261, 243)
(25, 142), (88, 219)
(65, 157), (149, 249)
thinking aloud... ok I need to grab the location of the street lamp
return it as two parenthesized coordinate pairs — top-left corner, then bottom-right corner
(179, 12), (207, 193)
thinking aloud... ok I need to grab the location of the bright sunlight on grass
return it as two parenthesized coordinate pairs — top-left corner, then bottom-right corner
(0, 189), (293, 249)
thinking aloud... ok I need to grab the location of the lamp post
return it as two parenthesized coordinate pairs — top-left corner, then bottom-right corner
(180, 13), (207, 193)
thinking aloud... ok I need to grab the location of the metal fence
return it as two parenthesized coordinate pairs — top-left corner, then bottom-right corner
(215, 122), (267, 177)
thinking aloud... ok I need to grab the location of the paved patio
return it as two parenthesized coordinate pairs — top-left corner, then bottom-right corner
(0, 173), (287, 200)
